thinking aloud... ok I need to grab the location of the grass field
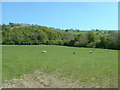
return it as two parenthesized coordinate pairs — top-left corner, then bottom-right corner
(2, 45), (118, 87)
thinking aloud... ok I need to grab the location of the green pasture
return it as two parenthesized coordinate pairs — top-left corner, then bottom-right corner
(2, 45), (118, 87)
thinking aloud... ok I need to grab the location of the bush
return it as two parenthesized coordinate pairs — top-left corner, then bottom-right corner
(87, 42), (96, 48)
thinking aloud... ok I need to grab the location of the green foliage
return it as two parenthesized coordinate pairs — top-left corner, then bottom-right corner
(2, 24), (11, 31)
(96, 36), (107, 49)
(1, 24), (119, 50)
(2, 25), (63, 45)
(87, 32), (96, 43)
(87, 42), (96, 48)
(74, 34), (88, 47)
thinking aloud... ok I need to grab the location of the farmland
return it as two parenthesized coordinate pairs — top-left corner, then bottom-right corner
(2, 45), (118, 88)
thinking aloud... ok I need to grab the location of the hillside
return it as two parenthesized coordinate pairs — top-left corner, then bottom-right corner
(1, 23), (120, 50)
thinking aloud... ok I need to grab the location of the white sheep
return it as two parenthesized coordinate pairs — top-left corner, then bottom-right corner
(41, 51), (47, 53)
(89, 50), (93, 53)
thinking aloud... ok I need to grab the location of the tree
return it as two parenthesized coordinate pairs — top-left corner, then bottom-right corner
(9, 22), (15, 27)
(74, 34), (88, 47)
(96, 36), (107, 48)
(86, 32), (96, 43)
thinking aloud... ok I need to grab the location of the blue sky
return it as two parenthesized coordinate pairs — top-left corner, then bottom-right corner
(2, 2), (118, 30)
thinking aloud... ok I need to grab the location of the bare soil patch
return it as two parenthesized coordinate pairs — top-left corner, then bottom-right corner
(2, 70), (83, 88)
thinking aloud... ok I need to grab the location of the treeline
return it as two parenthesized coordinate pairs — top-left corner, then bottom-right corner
(1, 23), (120, 50)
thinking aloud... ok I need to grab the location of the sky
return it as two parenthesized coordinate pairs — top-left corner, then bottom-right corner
(2, 2), (118, 30)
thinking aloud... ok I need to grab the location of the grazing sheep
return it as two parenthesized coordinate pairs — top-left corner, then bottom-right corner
(73, 52), (76, 54)
(41, 51), (47, 53)
(89, 50), (93, 53)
